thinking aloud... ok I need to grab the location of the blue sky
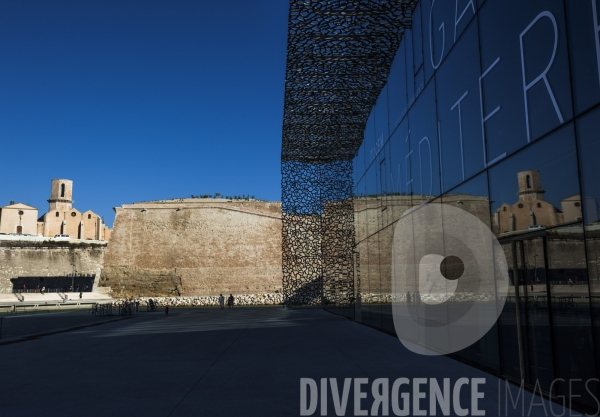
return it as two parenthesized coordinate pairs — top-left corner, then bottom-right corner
(0, 1), (289, 227)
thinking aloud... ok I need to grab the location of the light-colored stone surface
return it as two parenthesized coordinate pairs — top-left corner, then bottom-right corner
(100, 199), (282, 297)
(0, 239), (107, 293)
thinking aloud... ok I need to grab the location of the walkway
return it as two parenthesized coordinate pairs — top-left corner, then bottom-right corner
(0, 307), (573, 416)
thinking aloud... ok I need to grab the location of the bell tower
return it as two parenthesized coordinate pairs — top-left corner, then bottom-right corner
(517, 170), (545, 203)
(48, 179), (74, 211)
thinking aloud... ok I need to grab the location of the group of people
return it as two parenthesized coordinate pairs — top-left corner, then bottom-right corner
(405, 291), (421, 304)
(218, 294), (235, 309)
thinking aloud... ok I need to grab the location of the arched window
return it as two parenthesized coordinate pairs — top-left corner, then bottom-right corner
(537, 203), (542, 208)
(526, 175), (531, 189)
(88, 214), (91, 219)
(60, 183), (65, 197)
(55, 212), (59, 217)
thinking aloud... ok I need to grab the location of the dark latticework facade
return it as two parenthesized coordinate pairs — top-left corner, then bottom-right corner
(281, 0), (415, 307)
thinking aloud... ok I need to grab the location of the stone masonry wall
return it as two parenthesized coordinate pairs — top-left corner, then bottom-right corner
(0, 239), (107, 293)
(100, 199), (282, 298)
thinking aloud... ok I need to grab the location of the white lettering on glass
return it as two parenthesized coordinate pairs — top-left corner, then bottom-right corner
(479, 57), (506, 167)
(592, 0), (600, 88)
(451, 90), (469, 180)
(429, 0), (445, 70)
(520, 11), (564, 143)
(454, 0), (475, 42)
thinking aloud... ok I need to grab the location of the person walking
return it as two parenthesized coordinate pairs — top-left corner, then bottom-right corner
(41, 286), (45, 294)
(219, 294), (225, 310)
(227, 294), (234, 309)
(406, 291), (411, 304)
(79, 291), (82, 299)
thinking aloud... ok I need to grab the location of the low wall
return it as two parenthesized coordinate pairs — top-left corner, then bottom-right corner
(0, 238), (107, 293)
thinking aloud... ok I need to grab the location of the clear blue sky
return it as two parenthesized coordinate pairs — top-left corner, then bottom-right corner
(0, 1), (289, 227)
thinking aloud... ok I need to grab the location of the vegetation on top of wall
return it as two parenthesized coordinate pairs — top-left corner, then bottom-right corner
(137, 193), (271, 203)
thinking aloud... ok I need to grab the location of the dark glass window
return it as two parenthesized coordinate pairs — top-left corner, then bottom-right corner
(388, 42), (409, 134)
(435, 19), (483, 191)
(489, 122), (579, 236)
(576, 105), (600, 402)
(408, 80), (441, 200)
(479, 0), (573, 163)
(566, 0), (600, 115)
(374, 85), (389, 148)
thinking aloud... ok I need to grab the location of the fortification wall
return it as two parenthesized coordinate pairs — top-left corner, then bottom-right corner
(100, 199), (283, 297)
(0, 239), (107, 293)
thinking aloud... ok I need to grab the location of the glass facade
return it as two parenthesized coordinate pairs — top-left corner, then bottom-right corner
(351, 0), (600, 411)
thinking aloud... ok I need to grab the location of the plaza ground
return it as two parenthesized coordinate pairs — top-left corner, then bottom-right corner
(0, 306), (575, 416)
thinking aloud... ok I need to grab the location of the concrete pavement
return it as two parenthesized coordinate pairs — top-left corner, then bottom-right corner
(0, 307), (575, 416)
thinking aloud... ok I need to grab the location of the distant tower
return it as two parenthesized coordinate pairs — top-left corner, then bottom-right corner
(517, 170), (545, 203)
(48, 179), (74, 211)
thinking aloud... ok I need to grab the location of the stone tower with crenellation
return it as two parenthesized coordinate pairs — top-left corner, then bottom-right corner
(48, 179), (73, 211)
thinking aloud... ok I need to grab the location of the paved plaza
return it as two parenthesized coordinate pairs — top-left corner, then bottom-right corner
(0, 307), (573, 416)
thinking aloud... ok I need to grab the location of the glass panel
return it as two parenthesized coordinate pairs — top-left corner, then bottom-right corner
(412, 1), (424, 74)
(489, 123), (580, 237)
(546, 225), (597, 408)
(363, 112), (375, 173)
(479, 0), (573, 163)
(435, 19), (483, 192)
(405, 29), (415, 101)
(566, 0), (600, 115)
(576, 105), (600, 405)
(408, 79), (441, 201)
(442, 173), (501, 371)
(422, 0), (454, 79)
(374, 85), (389, 148)
(388, 42), (409, 134)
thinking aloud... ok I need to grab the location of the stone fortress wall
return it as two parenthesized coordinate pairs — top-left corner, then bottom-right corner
(0, 238), (107, 293)
(99, 199), (283, 298)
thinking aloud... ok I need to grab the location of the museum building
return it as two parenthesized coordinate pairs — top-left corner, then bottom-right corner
(281, 0), (600, 412)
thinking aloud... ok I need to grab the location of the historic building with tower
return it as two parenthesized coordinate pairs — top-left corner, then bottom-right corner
(0, 179), (111, 240)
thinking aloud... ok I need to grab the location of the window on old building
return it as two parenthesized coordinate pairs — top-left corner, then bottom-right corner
(60, 183), (65, 197)
(526, 175), (531, 189)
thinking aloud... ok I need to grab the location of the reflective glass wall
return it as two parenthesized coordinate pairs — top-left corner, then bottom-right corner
(352, 0), (600, 411)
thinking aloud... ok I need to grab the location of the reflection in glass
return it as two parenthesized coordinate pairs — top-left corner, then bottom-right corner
(489, 123), (580, 236)
(576, 105), (600, 405)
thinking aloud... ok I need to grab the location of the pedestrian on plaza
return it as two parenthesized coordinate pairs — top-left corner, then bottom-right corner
(165, 305), (169, 315)
(76, 285), (80, 292)
(228, 294), (234, 309)
(36, 285), (39, 293)
(41, 286), (45, 294)
(219, 294), (225, 309)
(415, 291), (421, 304)
(69, 285), (73, 292)
(406, 291), (411, 304)
(23, 284), (27, 293)
(79, 291), (82, 299)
